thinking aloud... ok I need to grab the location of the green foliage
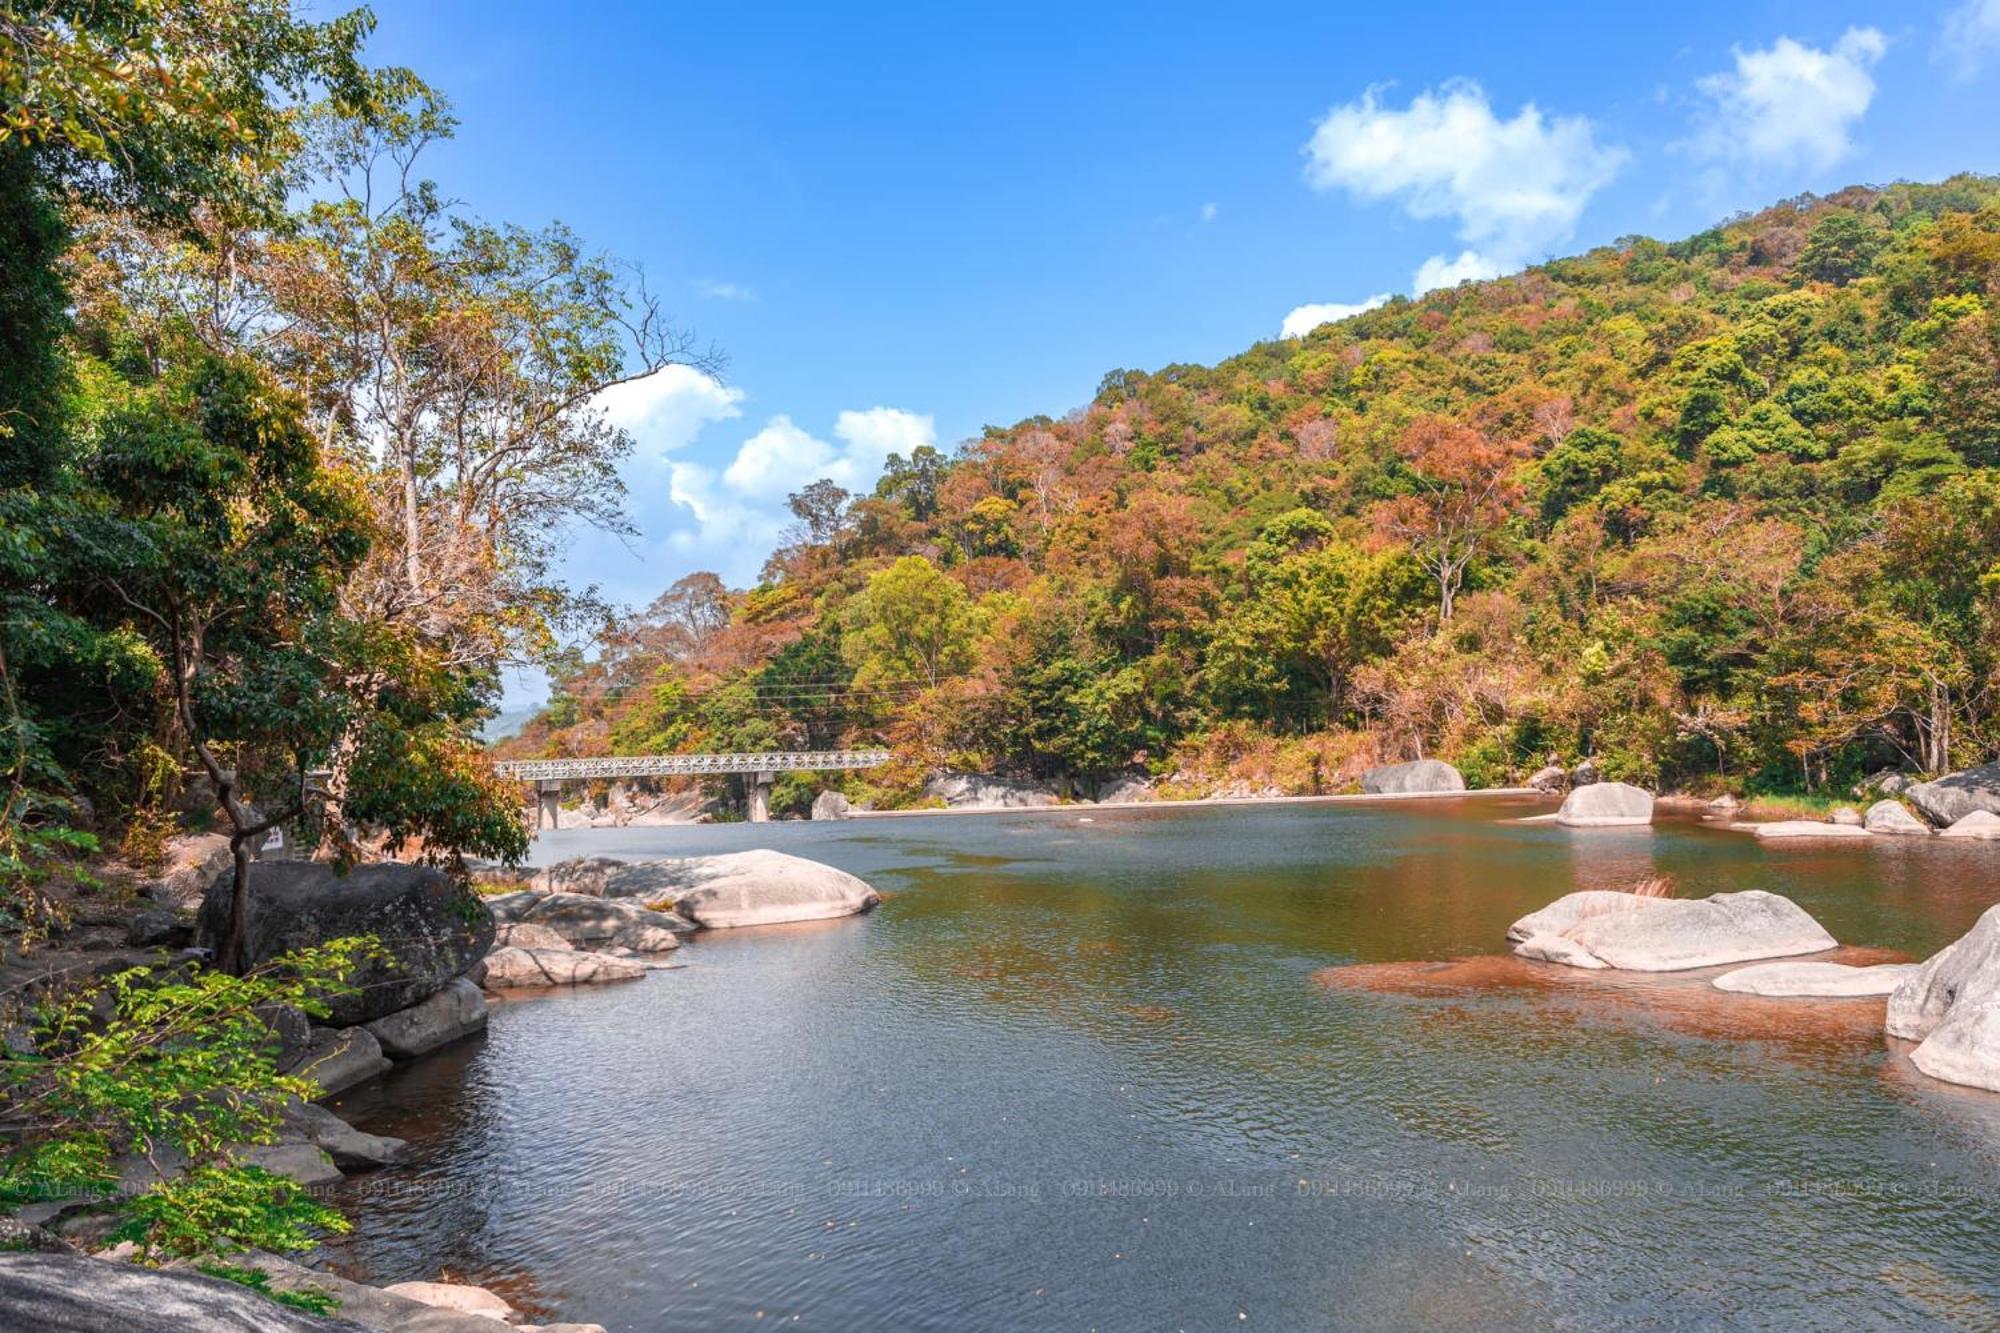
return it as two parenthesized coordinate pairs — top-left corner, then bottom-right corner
(843, 556), (976, 687)
(0, 938), (381, 1258)
(195, 1262), (341, 1316)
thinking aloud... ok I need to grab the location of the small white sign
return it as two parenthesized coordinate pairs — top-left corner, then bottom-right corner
(263, 828), (285, 851)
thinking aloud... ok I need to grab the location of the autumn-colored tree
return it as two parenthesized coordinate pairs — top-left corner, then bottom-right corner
(1377, 417), (1527, 621)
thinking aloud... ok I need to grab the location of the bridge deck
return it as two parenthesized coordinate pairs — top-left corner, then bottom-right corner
(494, 750), (891, 781)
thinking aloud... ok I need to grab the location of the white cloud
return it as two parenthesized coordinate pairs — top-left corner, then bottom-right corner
(596, 364), (744, 458)
(833, 406), (935, 475)
(1690, 29), (1886, 171)
(1280, 293), (1391, 338)
(717, 406), (933, 501)
(1939, 0), (2000, 80)
(1302, 79), (1626, 295)
(721, 415), (838, 499)
(1413, 251), (1503, 294)
(1200, 201), (1219, 223)
(694, 278), (756, 301)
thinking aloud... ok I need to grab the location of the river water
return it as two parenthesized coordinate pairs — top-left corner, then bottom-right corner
(327, 797), (2000, 1330)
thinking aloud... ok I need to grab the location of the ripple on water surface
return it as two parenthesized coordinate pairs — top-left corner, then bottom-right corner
(326, 801), (2000, 1330)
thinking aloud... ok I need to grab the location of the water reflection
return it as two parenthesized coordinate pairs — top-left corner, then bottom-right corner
(328, 800), (2000, 1331)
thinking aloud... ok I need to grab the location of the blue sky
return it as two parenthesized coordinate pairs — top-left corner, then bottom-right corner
(359, 0), (2000, 700)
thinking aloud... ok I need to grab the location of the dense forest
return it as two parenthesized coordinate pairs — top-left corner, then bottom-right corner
(510, 177), (2000, 813)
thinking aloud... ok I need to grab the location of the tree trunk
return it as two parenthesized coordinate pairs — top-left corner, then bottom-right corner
(401, 447), (423, 597)
(217, 833), (255, 975)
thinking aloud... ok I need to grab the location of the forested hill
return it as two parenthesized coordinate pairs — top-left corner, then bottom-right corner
(510, 176), (2000, 811)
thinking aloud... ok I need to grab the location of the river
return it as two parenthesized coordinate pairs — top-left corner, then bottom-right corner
(326, 796), (2000, 1330)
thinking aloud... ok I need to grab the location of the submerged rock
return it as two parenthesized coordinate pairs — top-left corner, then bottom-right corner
(1905, 763), (2000, 829)
(1555, 781), (1654, 827)
(1359, 759), (1465, 795)
(1939, 810), (2000, 840)
(1712, 960), (1917, 997)
(1864, 800), (1931, 836)
(1507, 889), (1837, 972)
(480, 946), (645, 988)
(1888, 906), (2000, 1092)
(1753, 820), (1872, 840)
(196, 862), (493, 1026)
(280, 1025), (391, 1099)
(382, 1280), (514, 1320)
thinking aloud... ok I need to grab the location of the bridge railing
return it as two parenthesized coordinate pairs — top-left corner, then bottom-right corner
(493, 750), (892, 781)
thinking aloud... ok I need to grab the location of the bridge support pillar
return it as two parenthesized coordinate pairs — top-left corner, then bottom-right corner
(748, 771), (774, 823)
(538, 781), (563, 831)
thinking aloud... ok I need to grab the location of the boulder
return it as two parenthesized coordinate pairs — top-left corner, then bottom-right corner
(1506, 889), (1837, 972)
(0, 1253), (375, 1332)
(922, 773), (1059, 809)
(1571, 758), (1603, 787)
(281, 1100), (406, 1170)
(1096, 776), (1154, 804)
(482, 890), (543, 923)
(228, 1143), (341, 1187)
(1888, 906), (2000, 1090)
(529, 857), (624, 896)
(811, 790), (853, 821)
(494, 922), (571, 950)
(1554, 781), (1653, 828)
(1829, 806), (1864, 826)
(281, 1025), (391, 1098)
(1864, 800), (1931, 836)
(519, 893), (686, 951)
(1939, 810), (2000, 840)
(1707, 794), (1744, 814)
(1905, 762), (2000, 829)
(1711, 961), (1918, 996)
(382, 1281), (514, 1321)
(196, 862), (494, 1027)
(1359, 759), (1466, 796)
(1752, 820), (1872, 840)
(124, 909), (188, 949)
(611, 849), (881, 929)
(480, 946), (645, 989)
(1526, 765), (1568, 793)
(245, 1253), (531, 1332)
(363, 977), (488, 1060)
(142, 833), (233, 909)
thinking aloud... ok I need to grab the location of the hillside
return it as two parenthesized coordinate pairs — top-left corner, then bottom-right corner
(505, 177), (2000, 813)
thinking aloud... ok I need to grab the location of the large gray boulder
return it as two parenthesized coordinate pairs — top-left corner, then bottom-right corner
(811, 790), (853, 820)
(1096, 776), (1154, 804)
(1555, 781), (1654, 827)
(1507, 889), (1837, 971)
(1939, 810), (2000, 840)
(480, 946), (645, 988)
(0, 1253), (374, 1331)
(493, 921), (571, 950)
(1888, 905), (2000, 1091)
(1711, 960), (1918, 996)
(1905, 762), (2000, 828)
(279, 1025), (390, 1098)
(280, 1100), (406, 1170)
(196, 862), (494, 1026)
(362, 977), (488, 1059)
(923, 773), (1059, 809)
(518, 893), (687, 951)
(1359, 759), (1465, 796)
(1864, 800), (1931, 836)
(629, 849), (882, 929)
(530, 856), (624, 896)
(143, 833), (233, 909)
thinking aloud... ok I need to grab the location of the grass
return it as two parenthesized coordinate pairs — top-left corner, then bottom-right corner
(1625, 875), (1677, 899)
(195, 1262), (341, 1316)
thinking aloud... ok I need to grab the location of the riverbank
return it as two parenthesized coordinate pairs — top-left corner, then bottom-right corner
(846, 785), (1545, 819)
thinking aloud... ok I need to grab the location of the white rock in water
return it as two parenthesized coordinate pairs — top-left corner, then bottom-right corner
(1711, 961), (1917, 996)
(1555, 781), (1653, 827)
(1863, 801), (1931, 836)
(383, 1281), (514, 1320)
(1888, 905), (2000, 1042)
(811, 790), (853, 820)
(1359, 759), (1465, 795)
(480, 946), (645, 988)
(1506, 889), (1836, 971)
(1828, 806), (1864, 826)
(1939, 810), (2000, 840)
(1753, 820), (1873, 840)
(1511, 931), (1609, 969)
(670, 850), (882, 928)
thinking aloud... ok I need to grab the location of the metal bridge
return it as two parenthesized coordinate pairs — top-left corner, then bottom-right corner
(495, 750), (892, 826)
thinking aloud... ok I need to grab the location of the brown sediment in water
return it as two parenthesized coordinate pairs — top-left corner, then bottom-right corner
(1314, 945), (1916, 1050)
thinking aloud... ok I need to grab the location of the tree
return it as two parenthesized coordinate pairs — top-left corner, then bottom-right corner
(786, 479), (852, 547)
(843, 557), (975, 687)
(1377, 417), (1526, 621)
(875, 445), (947, 522)
(1795, 214), (1884, 286)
